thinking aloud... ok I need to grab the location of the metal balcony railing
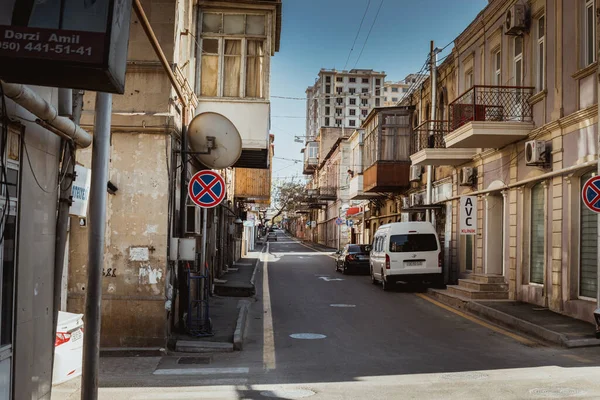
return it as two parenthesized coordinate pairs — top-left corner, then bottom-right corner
(448, 85), (534, 131)
(411, 120), (448, 154)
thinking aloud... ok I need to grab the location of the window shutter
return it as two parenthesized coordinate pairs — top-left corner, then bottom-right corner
(580, 172), (598, 298)
(530, 183), (545, 284)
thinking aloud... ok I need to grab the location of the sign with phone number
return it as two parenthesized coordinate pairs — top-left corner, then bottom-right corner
(0, 27), (104, 63)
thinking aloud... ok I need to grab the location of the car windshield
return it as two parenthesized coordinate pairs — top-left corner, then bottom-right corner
(348, 245), (371, 254)
(389, 234), (438, 252)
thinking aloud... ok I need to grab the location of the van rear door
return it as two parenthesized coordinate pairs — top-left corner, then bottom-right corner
(388, 233), (440, 274)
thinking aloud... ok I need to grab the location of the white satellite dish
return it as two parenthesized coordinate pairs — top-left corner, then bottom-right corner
(187, 112), (242, 169)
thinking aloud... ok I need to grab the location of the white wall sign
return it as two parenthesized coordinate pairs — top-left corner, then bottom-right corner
(69, 165), (91, 217)
(460, 196), (477, 235)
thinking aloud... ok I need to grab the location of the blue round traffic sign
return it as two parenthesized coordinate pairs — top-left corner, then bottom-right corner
(188, 170), (226, 208)
(335, 217), (344, 226)
(582, 175), (600, 213)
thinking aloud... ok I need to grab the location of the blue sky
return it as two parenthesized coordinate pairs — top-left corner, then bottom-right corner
(269, 0), (487, 182)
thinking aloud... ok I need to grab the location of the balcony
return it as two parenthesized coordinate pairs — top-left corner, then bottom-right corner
(445, 85), (535, 149)
(348, 175), (376, 200)
(305, 187), (337, 202)
(363, 161), (410, 192)
(303, 156), (318, 175)
(410, 120), (477, 166)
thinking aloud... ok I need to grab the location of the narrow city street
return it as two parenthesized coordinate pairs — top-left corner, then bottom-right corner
(54, 230), (600, 399)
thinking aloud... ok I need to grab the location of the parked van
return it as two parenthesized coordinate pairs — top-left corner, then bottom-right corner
(370, 222), (442, 290)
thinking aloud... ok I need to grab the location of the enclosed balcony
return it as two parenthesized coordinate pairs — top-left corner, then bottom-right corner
(445, 85), (535, 149)
(348, 175), (376, 200)
(410, 120), (477, 166)
(362, 107), (413, 192)
(302, 143), (319, 175)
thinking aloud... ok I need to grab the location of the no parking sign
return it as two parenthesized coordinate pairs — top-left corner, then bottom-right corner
(188, 170), (226, 208)
(582, 175), (600, 214)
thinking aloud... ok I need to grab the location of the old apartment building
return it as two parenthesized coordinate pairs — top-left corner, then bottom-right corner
(300, 0), (599, 325)
(67, 0), (280, 348)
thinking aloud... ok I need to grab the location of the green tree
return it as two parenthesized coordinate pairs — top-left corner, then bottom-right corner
(270, 179), (306, 224)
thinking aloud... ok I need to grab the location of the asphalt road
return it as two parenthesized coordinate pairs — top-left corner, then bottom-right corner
(55, 230), (600, 400)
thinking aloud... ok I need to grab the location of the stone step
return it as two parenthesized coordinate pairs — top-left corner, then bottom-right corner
(447, 285), (509, 300)
(427, 288), (470, 310)
(458, 279), (508, 292)
(469, 274), (506, 284)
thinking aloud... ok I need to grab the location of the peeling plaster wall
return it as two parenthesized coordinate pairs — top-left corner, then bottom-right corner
(68, 133), (170, 347)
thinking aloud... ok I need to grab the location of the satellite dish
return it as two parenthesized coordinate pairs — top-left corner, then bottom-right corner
(187, 112), (242, 169)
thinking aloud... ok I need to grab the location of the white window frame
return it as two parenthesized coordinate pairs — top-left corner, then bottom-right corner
(493, 49), (501, 86)
(465, 69), (474, 90)
(528, 182), (546, 286)
(536, 14), (546, 92)
(198, 12), (269, 99)
(584, 0), (597, 67)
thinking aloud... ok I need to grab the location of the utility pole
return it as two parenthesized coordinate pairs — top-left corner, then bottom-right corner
(81, 92), (112, 400)
(426, 41), (438, 223)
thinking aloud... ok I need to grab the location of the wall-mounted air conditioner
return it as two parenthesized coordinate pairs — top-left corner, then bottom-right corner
(409, 165), (422, 182)
(505, 4), (528, 36)
(459, 167), (476, 187)
(185, 204), (201, 235)
(525, 140), (547, 166)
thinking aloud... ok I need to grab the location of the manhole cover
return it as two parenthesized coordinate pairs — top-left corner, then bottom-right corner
(260, 389), (315, 398)
(441, 372), (488, 380)
(330, 304), (356, 308)
(177, 357), (211, 365)
(289, 333), (326, 340)
(529, 388), (585, 398)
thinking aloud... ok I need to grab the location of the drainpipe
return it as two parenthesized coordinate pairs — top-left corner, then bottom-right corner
(426, 41), (438, 222)
(0, 81), (91, 148)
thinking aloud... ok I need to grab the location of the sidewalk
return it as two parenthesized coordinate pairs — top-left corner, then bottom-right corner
(428, 289), (600, 348)
(172, 248), (263, 353)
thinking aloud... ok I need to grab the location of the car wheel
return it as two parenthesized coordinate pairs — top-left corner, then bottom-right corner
(381, 270), (391, 291)
(370, 267), (377, 285)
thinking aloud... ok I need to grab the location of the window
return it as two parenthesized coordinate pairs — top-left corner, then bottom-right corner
(536, 15), (545, 91)
(389, 234), (438, 252)
(391, 87), (399, 93)
(584, 0), (596, 66)
(349, 109), (356, 116)
(336, 87), (343, 94)
(465, 69), (474, 89)
(349, 77), (356, 83)
(200, 13), (267, 98)
(362, 88), (369, 93)
(530, 182), (545, 284)
(402, 87), (408, 93)
(384, 87), (388, 92)
(492, 49), (501, 85)
(580, 172), (598, 298)
(362, 78), (369, 83)
(384, 97), (388, 101)
(336, 97), (343, 105)
(325, 98), (330, 105)
(349, 88), (356, 94)
(349, 120), (356, 126)
(307, 142), (318, 158)
(335, 108), (342, 116)
(325, 106), (330, 115)
(392, 97), (398, 102)
(362, 109), (368, 116)
(375, 98), (380, 106)
(335, 119), (342, 126)
(376, 78), (381, 85)
(325, 117), (330, 126)
(325, 85), (331, 94)
(325, 76), (331, 83)
(336, 77), (343, 82)
(349, 98), (356, 105)
(514, 36), (523, 86)
(361, 99), (368, 106)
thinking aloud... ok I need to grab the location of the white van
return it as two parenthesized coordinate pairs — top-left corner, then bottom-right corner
(370, 222), (442, 290)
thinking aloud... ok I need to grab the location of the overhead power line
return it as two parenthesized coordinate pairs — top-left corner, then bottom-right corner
(343, 0), (372, 71)
(353, 0), (385, 69)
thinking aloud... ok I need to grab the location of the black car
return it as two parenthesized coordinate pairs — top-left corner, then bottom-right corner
(335, 244), (371, 274)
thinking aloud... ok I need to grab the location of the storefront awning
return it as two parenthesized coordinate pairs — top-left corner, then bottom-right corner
(346, 206), (362, 217)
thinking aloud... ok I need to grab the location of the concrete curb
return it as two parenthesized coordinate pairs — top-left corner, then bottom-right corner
(233, 300), (251, 351)
(175, 340), (233, 353)
(250, 244), (265, 286)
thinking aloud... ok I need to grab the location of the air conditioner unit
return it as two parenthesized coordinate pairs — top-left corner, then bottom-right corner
(525, 140), (547, 166)
(459, 167), (476, 187)
(401, 196), (410, 209)
(409, 165), (422, 182)
(505, 4), (528, 35)
(185, 204), (201, 235)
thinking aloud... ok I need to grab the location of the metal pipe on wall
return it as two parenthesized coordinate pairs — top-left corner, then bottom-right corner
(58, 88), (72, 117)
(426, 41), (438, 222)
(81, 92), (112, 400)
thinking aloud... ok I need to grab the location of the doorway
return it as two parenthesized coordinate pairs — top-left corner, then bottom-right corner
(484, 193), (504, 275)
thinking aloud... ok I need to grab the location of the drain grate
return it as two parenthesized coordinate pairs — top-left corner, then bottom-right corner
(177, 357), (211, 365)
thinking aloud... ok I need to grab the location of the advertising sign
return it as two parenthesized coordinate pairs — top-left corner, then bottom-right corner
(460, 196), (477, 235)
(0, 0), (133, 93)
